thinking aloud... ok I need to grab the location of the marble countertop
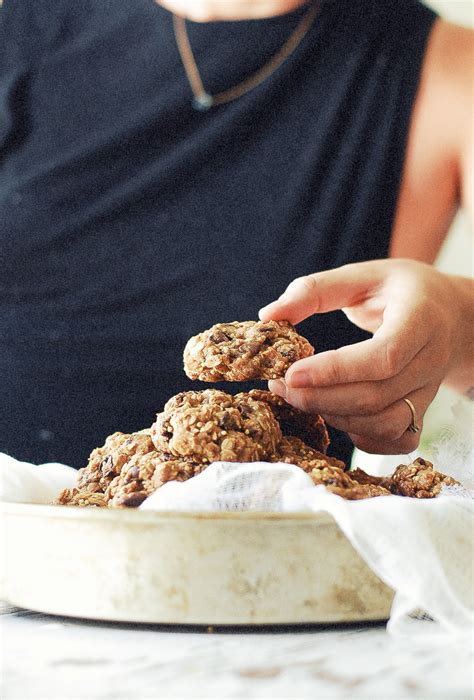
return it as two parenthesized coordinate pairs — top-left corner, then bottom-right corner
(1, 601), (472, 699)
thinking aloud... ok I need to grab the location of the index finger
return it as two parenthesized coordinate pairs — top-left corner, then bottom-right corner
(258, 263), (385, 325)
(285, 300), (432, 387)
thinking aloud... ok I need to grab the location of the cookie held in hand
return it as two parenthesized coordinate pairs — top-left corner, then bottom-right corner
(183, 320), (314, 382)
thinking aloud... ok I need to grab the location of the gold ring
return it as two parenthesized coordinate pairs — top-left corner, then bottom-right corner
(403, 398), (420, 433)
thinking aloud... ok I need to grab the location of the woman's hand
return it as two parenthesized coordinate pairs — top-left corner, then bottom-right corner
(259, 259), (472, 454)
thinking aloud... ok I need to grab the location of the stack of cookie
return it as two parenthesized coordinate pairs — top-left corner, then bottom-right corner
(57, 321), (459, 507)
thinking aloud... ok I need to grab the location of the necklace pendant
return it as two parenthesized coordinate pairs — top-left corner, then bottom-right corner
(193, 92), (213, 111)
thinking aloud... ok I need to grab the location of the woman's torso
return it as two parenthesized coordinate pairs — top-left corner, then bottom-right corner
(0, 0), (436, 465)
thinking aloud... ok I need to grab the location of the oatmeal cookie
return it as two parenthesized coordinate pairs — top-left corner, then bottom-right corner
(106, 451), (206, 508)
(306, 459), (390, 498)
(273, 437), (390, 498)
(237, 389), (329, 454)
(273, 436), (345, 472)
(74, 430), (156, 494)
(308, 464), (357, 489)
(56, 489), (108, 507)
(183, 320), (314, 381)
(151, 389), (282, 462)
(387, 457), (460, 498)
(326, 483), (392, 499)
(348, 468), (389, 488)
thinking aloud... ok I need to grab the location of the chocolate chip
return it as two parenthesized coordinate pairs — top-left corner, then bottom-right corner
(279, 347), (296, 359)
(120, 491), (148, 508)
(209, 330), (229, 344)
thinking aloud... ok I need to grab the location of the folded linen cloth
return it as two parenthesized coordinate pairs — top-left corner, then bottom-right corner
(0, 453), (77, 504)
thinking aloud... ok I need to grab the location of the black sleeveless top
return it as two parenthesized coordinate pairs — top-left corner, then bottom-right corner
(0, 0), (436, 467)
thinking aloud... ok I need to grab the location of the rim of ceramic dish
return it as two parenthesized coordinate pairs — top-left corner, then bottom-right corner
(0, 501), (335, 525)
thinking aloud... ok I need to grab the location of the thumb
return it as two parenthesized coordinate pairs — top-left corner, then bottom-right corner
(258, 262), (386, 325)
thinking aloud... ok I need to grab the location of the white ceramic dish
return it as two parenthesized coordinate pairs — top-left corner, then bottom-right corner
(0, 503), (394, 625)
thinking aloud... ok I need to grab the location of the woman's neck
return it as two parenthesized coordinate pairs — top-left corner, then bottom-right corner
(156, 0), (310, 22)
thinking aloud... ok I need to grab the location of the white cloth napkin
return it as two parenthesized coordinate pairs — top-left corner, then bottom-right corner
(1, 451), (472, 639)
(0, 453), (77, 504)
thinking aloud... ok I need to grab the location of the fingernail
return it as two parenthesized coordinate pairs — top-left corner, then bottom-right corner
(287, 370), (312, 388)
(258, 301), (279, 319)
(258, 294), (291, 320)
(268, 379), (286, 398)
